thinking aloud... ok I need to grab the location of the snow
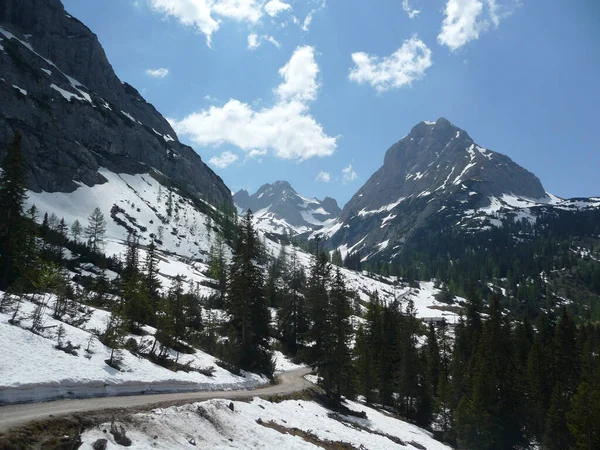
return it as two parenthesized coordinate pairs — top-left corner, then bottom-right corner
(50, 83), (85, 102)
(121, 110), (137, 122)
(80, 396), (451, 450)
(41, 68), (52, 76)
(273, 351), (305, 373)
(0, 294), (266, 404)
(380, 213), (396, 228)
(403, 281), (460, 321)
(358, 196), (407, 217)
(12, 85), (27, 95)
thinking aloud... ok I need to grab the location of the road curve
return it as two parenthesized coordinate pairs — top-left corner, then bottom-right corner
(0, 368), (313, 434)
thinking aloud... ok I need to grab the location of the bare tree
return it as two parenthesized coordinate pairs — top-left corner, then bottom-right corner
(84, 207), (107, 252)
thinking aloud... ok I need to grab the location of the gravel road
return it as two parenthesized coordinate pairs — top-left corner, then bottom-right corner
(0, 367), (313, 434)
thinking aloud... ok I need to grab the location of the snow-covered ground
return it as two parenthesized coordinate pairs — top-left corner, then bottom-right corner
(0, 294), (268, 405)
(80, 397), (451, 450)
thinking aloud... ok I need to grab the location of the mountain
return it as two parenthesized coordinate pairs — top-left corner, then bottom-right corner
(0, 0), (230, 205)
(234, 181), (341, 236)
(321, 117), (600, 262)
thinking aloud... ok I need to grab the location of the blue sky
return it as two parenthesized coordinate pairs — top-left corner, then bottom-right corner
(62, 0), (600, 206)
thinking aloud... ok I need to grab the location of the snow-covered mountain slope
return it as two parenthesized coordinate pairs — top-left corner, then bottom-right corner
(0, 293), (267, 404)
(234, 181), (341, 236)
(25, 166), (454, 320)
(323, 118), (600, 262)
(0, 0), (230, 204)
(80, 395), (451, 450)
(26, 167), (226, 295)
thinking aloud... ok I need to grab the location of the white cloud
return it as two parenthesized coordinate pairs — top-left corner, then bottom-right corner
(248, 33), (260, 50)
(212, 0), (263, 22)
(147, 0), (263, 46)
(402, 0), (420, 19)
(275, 46), (320, 102)
(265, 0), (292, 17)
(264, 35), (281, 48)
(315, 171), (331, 183)
(437, 0), (484, 51)
(246, 148), (268, 162)
(301, 11), (314, 31)
(145, 67), (170, 78)
(349, 36), (432, 93)
(342, 165), (357, 184)
(437, 0), (511, 51)
(171, 46), (337, 162)
(209, 151), (239, 168)
(300, 0), (326, 31)
(247, 33), (280, 50)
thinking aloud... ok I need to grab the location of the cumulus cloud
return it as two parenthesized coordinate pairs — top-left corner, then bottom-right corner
(348, 36), (432, 93)
(275, 46), (320, 102)
(402, 0), (420, 19)
(248, 33), (260, 49)
(315, 171), (331, 183)
(264, 0), (292, 17)
(248, 33), (280, 50)
(247, 148), (268, 160)
(171, 46), (337, 162)
(145, 67), (170, 78)
(147, 0), (263, 46)
(209, 151), (239, 168)
(342, 165), (357, 184)
(438, 0), (512, 51)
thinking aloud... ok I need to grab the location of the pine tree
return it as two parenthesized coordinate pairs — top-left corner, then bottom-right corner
(223, 210), (273, 376)
(327, 268), (355, 400)
(456, 294), (525, 449)
(71, 219), (82, 243)
(144, 239), (162, 312)
(304, 250), (332, 391)
(0, 132), (28, 288)
(278, 249), (308, 355)
(567, 380), (600, 450)
(84, 207), (107, 252)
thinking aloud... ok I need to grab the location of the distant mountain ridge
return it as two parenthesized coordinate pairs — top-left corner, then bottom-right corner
(0, 0), (230, 205)
(234, 181), (341, 236)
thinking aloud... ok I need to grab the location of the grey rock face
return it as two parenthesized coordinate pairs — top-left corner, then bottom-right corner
(329, 118), (550, 259)
(0, 0), (231, 206)
(234, 181), (341, 235)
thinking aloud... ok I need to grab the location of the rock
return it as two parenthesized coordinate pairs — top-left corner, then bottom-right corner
(0, 0), (232, 207)
(228, 402), (234, 411)
(92, 439), (108, 450)
(110, 420), (132, 447)
(327, 117), (550, 261)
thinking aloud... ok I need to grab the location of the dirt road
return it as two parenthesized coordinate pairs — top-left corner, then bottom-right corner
(0, 368), (312, 434)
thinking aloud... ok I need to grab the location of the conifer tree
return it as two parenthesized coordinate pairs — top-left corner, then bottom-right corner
(278, 249), (308, 355)
(0, 132), (28, 288)
(223, 210), (273, 376)
(70, 219), (82, 243)
(84, 207), (107, 252)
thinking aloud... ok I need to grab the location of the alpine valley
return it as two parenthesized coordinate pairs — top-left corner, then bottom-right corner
(1, 1), (599, 450)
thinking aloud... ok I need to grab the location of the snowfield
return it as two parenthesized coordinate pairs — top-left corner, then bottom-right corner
(80, 396), (451, 450)
(0, 294), (268, 405)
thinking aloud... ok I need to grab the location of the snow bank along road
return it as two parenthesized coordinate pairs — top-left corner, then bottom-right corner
(0, 368), (312, 434)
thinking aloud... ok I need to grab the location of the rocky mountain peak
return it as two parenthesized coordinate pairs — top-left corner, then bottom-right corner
(0, 0), (231, 206)
(325, 118), (555, 261)
(234, 182), (341, 236)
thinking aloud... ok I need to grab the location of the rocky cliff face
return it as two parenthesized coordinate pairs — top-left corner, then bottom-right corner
(0, 0), (231, 206)
(234, 181), (341, 236)
(324, 118), (562, 260)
